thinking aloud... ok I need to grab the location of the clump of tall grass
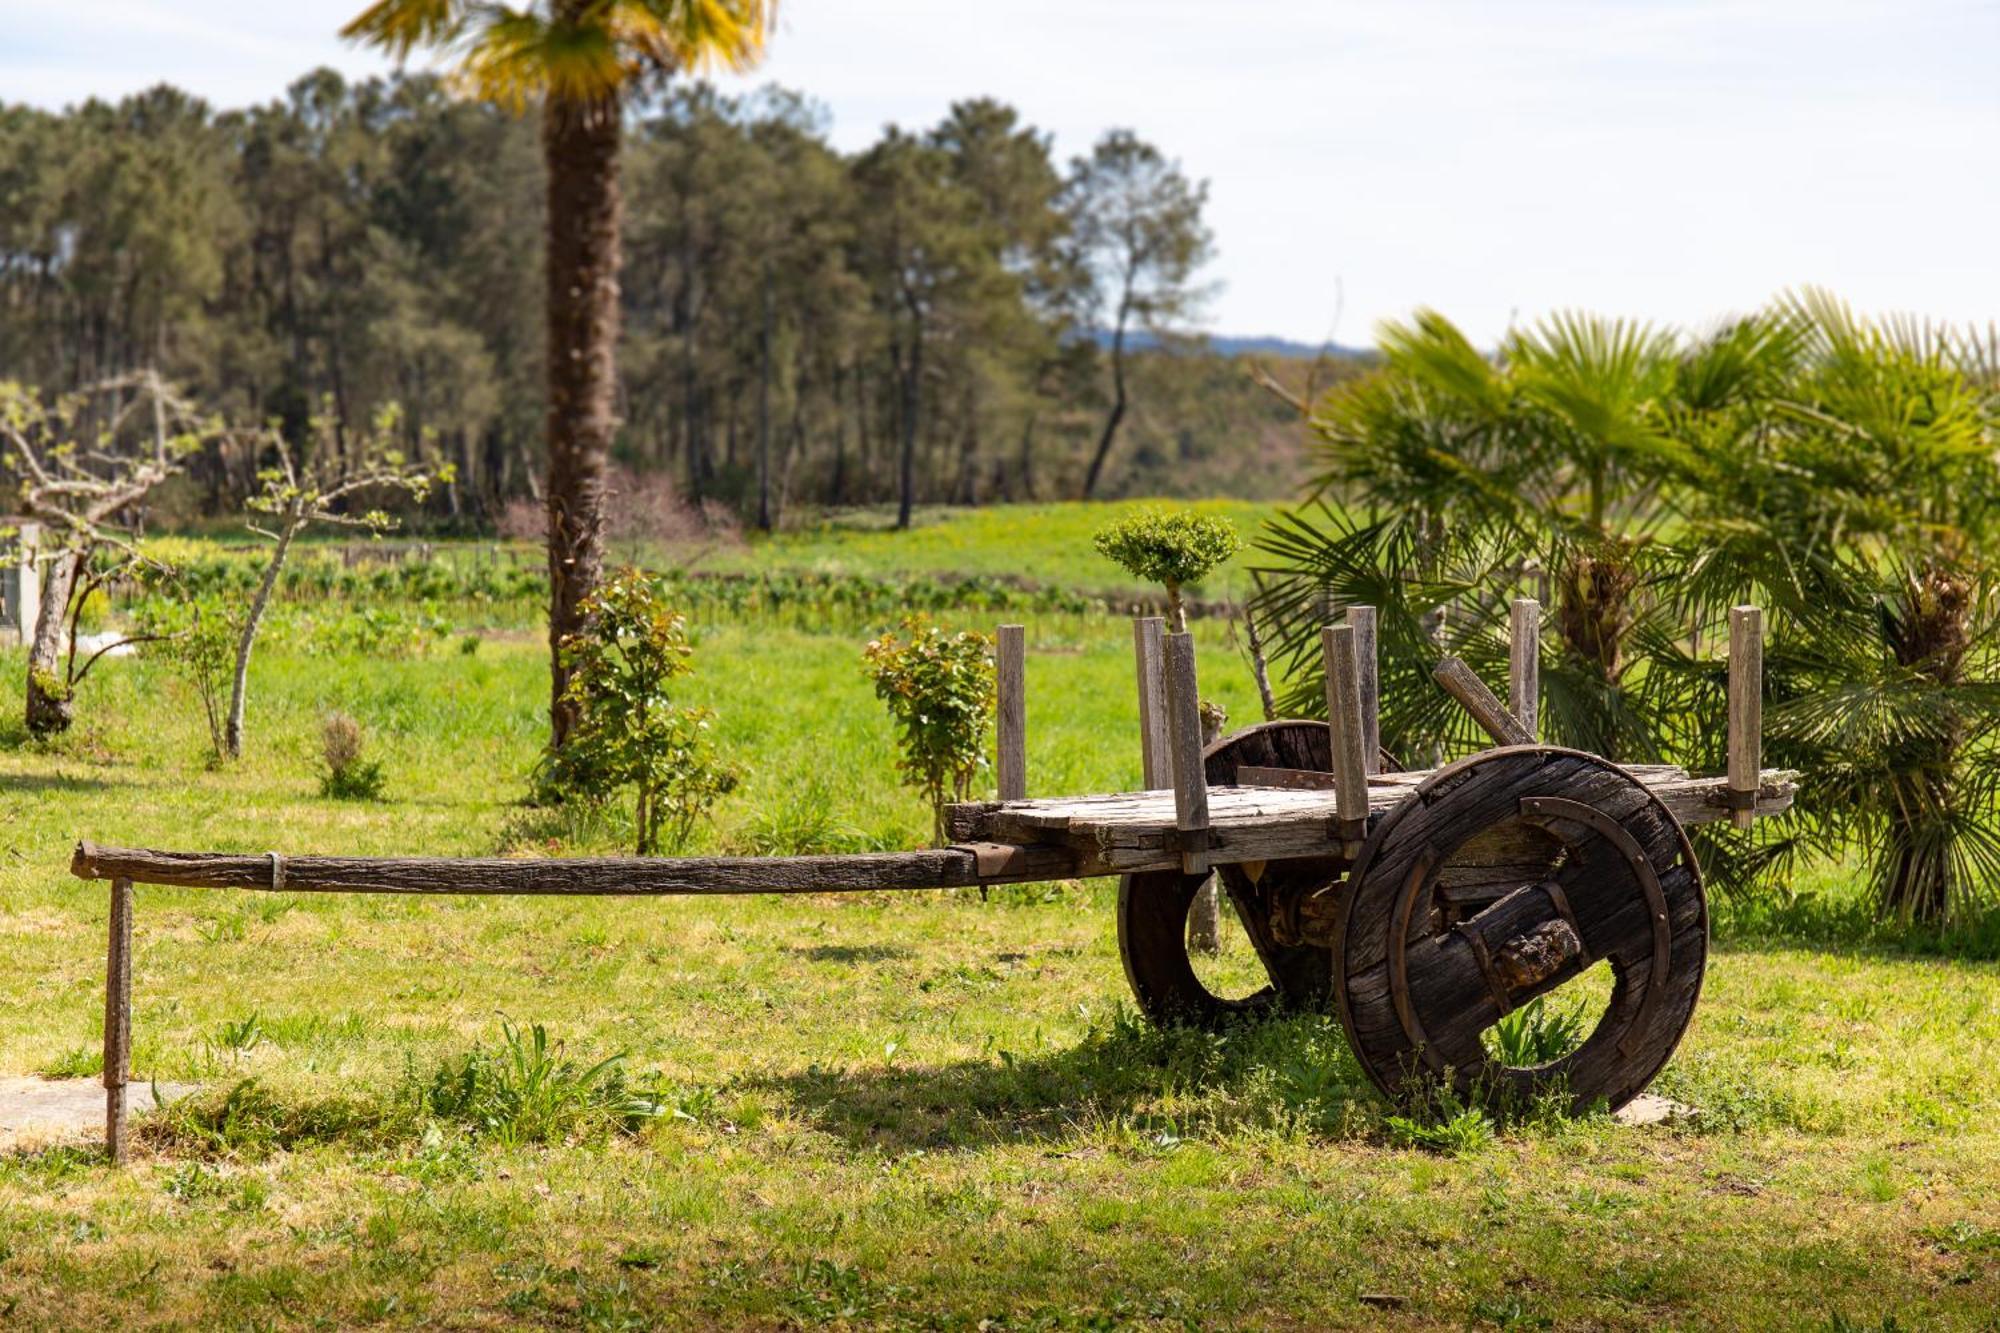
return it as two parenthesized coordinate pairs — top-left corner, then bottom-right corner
(402, 1019), (665, 1145)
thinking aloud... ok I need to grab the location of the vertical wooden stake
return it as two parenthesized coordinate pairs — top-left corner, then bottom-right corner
(1510, 598), (1541, 742)
(104, 877), (133, 1165)
(1347, 605), (1379, 774)
(1162, 632), (1211, 875)
(1133, 616), (1171, 789)
(996, 624), (1027, 801)
(1728, 605), (1764, 831)
(1321, 625), (1370, 845)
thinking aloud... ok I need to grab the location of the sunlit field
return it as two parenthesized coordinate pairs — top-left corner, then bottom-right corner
(2, 507), (1997, 1328)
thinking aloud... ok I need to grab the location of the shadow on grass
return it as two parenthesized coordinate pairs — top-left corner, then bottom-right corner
(780, 943), (914, 964)
(748, 1008), (1377, 1153)
(0, 772), (131, 796)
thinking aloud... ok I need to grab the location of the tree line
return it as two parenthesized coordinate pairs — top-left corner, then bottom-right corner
(0, 70), (1309, 529)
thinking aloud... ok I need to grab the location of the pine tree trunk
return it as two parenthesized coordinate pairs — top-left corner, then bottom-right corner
(1082, 315), (1130, 500)
(543, 92), (623, 750)
(895, 324), (922, 531)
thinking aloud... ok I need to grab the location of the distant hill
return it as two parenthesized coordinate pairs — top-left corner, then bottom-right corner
(1087, 328), (1366, 360)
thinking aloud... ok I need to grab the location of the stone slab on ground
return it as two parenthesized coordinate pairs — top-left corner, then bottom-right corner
(0, 1076), (196, 1150)
(1613, 1092), (1696, 1127)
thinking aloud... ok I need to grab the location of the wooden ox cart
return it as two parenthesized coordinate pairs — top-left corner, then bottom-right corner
(72, 601), (1793, 1162)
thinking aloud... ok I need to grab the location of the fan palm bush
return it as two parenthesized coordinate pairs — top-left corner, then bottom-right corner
(1673, 293), (2000, 923)
(1251, 309), (1694, 763)
(1255, 291), (2000, 926)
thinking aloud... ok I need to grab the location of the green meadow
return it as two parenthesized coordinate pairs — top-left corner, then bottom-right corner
(1, 504), (1997, 1329)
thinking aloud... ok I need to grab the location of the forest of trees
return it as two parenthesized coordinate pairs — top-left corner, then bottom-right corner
(0, 72), (1330, 529)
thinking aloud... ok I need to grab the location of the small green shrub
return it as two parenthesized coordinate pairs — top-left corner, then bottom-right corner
(540, 567), (734, 855)
(318, 712), (387, 800)
(862, 615), (995, 843)
(406, 1019), (663, 1145)
(1092, 507), (1241, 630)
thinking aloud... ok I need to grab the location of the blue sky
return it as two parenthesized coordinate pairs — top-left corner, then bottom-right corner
(3, 0), (1994, 345)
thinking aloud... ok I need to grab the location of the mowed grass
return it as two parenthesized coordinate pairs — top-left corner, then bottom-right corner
(701, 499), (1286, 597)
(0, 545), (1997, 1326)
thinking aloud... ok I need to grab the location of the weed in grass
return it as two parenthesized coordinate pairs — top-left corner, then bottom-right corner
(37, 1046), (101, 1079)
(1385, 1107), (1496, 1155)
(1470, 1292), (1554, 1330)
(734, 779), (877, 856)
(319, 712), (388, 800)
(147, 1077), (386, 1159)
(405, 1018), (664, 1144)
(194, 910), (248, 944)
(213, 1012), (264, 1051)
(161, 1162), (230, 1203)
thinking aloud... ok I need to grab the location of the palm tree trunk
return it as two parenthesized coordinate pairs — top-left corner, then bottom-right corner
(543, 93), (623, 750)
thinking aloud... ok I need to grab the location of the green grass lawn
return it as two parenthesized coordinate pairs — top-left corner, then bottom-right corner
(698, 499), (1286, 597)
(1, 526), (1998, 1328)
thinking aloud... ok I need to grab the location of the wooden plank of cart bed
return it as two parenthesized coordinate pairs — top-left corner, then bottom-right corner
(947, 771), (1796, 850)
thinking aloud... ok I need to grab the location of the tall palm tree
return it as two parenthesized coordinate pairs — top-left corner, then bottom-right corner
(343, 0), (776, 746)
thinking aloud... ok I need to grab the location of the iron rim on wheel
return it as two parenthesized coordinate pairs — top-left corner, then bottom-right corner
(1331, 746), (1707, 1115)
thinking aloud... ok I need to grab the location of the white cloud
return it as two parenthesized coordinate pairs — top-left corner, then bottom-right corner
(3, 0), (1994, 342)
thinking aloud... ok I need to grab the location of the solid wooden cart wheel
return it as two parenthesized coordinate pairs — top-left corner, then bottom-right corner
(1117, 721), (1352, 1029)
(1333, 746), (1706, 1115)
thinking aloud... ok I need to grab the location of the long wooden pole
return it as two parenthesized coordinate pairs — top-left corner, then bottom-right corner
(1728, 605), (1764, 831)
(72, 841), (1083, 897)
(996, 624), (1027, 801)
(103, 877), (132, 1165)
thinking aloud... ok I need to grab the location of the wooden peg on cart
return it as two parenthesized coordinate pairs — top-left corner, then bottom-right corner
(1346, 605), (1380, 774)
(996, 624), (1026, 801)
(1162, 632), (1212, 874)
(1321, 624), (1371, 851)
(1434, 656), (1534, 746)
(1727, 605), (1764, 830)
(1510, 597), (1541, 741)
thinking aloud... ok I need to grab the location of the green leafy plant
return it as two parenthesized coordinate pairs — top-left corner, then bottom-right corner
(539, 567), (734, 855)
(318, 712), (387, 801)
(135, 592), (235, 760)
(1484, 993), (1592, 1067)
(1384, 1105), (1496, 1156)
(1091, 506), (1241, 631)
(407, 1018), (663, 1145)
(863, 615), (995, 843)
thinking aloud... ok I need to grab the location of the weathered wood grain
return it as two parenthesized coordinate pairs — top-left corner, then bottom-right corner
(996, 623), (1027, 802)
(103, 877), (132, 1165)
(72, 841), (1086, 895)
(1433, 657), (1535, 746)
(1162, 631), (1211, 874)
(1510, 598), (1541, 740)
(1321, 624), (1371, 833)
(1133, 617), (1170, 788)
(1729, 605), (1764, 830)
(1348, 605), (1380, 775)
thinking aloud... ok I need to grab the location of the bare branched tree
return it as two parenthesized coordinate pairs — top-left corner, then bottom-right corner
(1, 372), (207, 735)
(225, 403), (448, 757)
